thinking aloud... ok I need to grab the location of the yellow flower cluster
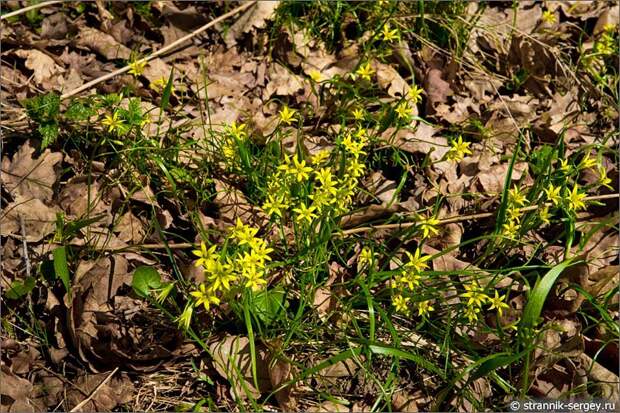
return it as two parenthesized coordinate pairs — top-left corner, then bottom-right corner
(460, 282), (508, 323)
(188, 219), (273, 315)
(391, 248), (433, 317)
(262, 128), (369, 225)
(221, 121), (247, 164)
(502, 185), (527, 238)
(393, 84), (424, 121)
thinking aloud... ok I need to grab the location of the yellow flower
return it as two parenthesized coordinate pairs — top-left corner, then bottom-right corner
(190, 283), (221, 310)
(578, 153), (597, 170)
(292, 157), (313, 182)
(192, 242), (218, 268)
(464, 305), (480, 323)
(231, 218), (259, 246)
(315, 167), (334, 186)
(541, 10), (556, 24)
(539, 205), (550, 225)
(598, 167), (612, 189)
(149, 76), (175, 94)
(407, 84), (424, 104)
(279, 106), (297, 125)
(392, 294), (410, 314)
(312, 149), (331, 165)
(566, 184), (586, 211)
(508, 185), (527, 207)
(506, 205), (522, 223)
(263, 194), (287, 217)
(461, 283), (488, 308)
(177, 304), (193, 330)
(359, 247), (375, 267)
(243, 268), (267, 292)
(346, 158), (366, 178)
(544, 183), (562, 206)
(417, 300), (434, 317)
(102, 111), (125, 134)
(309, 70), (323, 82)
(398, 270), (421, 290)
(488, 290), (509, 317)
(403, 248), (431, 273)
(395, 101), (414, 120)
(355, 62), (374, 82)
(293, 202), (317, 224)
(128, 58), (147, 76)
(381, 23), (399, 42)
(227, 121), (247, 139)
(418, 215), (440, 239)
(559, 158), (571, 173)
(502, 220), (520, 239)
(446, 136), (472, 162)
(351, 107), (365, 121)
(249, 239), (273, 263)
(342, 134), (366, 157)
(205, 260), (236, 292)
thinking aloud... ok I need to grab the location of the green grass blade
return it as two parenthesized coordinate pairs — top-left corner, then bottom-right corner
(52, 246), (71, 293)
(368, 342), (446, 379)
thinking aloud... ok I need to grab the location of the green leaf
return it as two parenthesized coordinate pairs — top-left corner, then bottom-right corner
(520, 259), (574, 331)
(252, 287), (286, 326)
(39, 122), (59, 148)
(52, 246), (71, 293)
(65, 101), (95, 121)
(132, 266), (161, 297)
(368, 342), (446, 379)
(160, 69), (175, 112)
(22, 93), (60, 122)
(4, 277), (36, 300)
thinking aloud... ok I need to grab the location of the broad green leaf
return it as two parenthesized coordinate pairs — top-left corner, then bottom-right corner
(520, 259), (574, 331)
(4, 277), (36, 300)
(252, 287), (286, 326)
(132, 266), (161, 297)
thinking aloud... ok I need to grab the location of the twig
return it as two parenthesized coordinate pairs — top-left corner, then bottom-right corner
(69, 367), (119, 412)
(340, 193), (619, 236)
(19, 214), (31, 277)
(60, 1), (257, 101)
(0, 0), (63, 21)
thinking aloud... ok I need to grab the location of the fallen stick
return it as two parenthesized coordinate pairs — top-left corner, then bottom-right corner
(60, 1), (256, 100)
(0, 0), (63, 21)
(69, 367), (119, 412)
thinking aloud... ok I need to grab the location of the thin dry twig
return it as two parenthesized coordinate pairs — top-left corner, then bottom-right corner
(0, 0), (63, 21)
(60, 1), (257, 101)
(69, 367), (120, 413)
(340, 193), (619, 236)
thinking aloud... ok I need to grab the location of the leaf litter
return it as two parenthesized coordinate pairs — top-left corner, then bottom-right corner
(0, 1), (618, 411)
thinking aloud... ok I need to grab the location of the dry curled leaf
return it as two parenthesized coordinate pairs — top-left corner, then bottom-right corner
(1, 140), (63, 202)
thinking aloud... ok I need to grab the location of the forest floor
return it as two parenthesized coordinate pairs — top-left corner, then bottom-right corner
(1, 1), (619, 412)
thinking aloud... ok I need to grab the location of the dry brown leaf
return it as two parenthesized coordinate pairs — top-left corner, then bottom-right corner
(269, 357), (297, 410)
(66, 372), (134, 412)
(209, 335), (271, 399)
(308, 401), (350, 412)
(14, 49), (64, 88)
(58, 179), (110, 220)
(363, 171), (398, 206)
(382, 123), (449, 161)
(115, 212), (146, 244)
(375, 62), (411, 100)
(1, 140), (63, 202)
(263, 63), (304, 99)
(75, 27), (131, 60)
(213, 179), (267, 227)
(224, 1), (279, 48)
(0, 196), (59, 242)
